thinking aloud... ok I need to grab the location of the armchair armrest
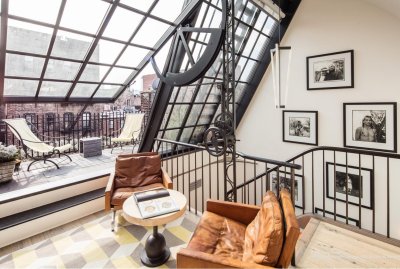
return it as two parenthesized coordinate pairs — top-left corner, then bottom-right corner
(161, 167), (173, 189)
(105, 170), (115, 211)
(177, 248), (272, 269)
(206, 200), (260, 225)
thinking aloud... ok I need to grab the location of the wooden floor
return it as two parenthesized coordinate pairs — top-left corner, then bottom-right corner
(296, 218), (400, 268)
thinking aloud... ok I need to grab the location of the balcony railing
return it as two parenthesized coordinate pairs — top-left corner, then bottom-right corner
(0, 111), (148, 156)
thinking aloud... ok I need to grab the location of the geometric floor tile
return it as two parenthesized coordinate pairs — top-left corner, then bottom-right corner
(0, 211), (200, 268)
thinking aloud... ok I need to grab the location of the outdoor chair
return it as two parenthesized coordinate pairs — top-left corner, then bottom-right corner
(105, 152), (172, 231)
(2, 118), (73, 171)
(109, 113), (144, 153)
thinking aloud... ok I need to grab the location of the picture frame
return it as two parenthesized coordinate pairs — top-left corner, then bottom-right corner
(307, 50), (354, 90)
(271, 171), (304, 209)
(326, 162), (374, 209)
(343, 102), (397, 152)
(283, 110), (318, 145)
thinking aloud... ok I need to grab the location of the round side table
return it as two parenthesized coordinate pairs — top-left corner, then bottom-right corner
(122, 189), (187, 267)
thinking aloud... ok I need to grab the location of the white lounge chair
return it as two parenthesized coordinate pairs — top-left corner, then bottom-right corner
(109, 113), (144, 153)
(2, 118), (73, 171)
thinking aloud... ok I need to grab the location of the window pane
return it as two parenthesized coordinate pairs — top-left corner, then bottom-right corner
(5, 54), (45, 78)
(162, 129), (179, 141)
(39, 81), (71, 97)
(103, 7), (144, 42)
(60, 0), (110, 34)
(254, 12), (267, 32)
(179, 127), (194, 143)
(80, 64), (108, 82)
(44, 59), (81, 80)
(191, 126), (206, 144)
(104, 67), (133, 84)
(242, 30), (258, 58)
(166, 105), (188, 128)
(263, 16), (276, 36)
(240, 59), (257, 82)
(93, 85), (119, 98)
(151, 0), (185, 23)
(70, 83), (98, 98)
(90, 39), (124, 64)
(7, 20), (52, 55)
(116, 45), (150, 67)
(120, 0), (155, 12)
(195, 81), (213, 103)
(9, 0), (61, 24)
(186, 105), (202, 125)
(131, 18), (169, 48)
(250, 34), (268, 61)
(4, 79), (38, 96)
(52, 31), (93, 60)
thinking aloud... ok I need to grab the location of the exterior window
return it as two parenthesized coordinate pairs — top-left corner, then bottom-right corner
(63, 112), (74, 131)
(109, 119), (114, 129)
(45, 112), (56, 127)
(82, 112), (91, 130)
(126, 99), (131, 106)
(23, 113), (36, 130)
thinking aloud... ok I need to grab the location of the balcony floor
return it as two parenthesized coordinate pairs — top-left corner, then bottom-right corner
(0, 146), (135, 197)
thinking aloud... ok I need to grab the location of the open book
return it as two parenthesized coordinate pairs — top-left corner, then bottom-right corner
(133, 188), (179, 219)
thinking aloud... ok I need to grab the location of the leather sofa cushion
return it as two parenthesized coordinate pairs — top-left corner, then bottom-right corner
(111, 183), (165, 207)
(114, 153), (162, 188)
(187, 211), (247, 260)
(242, 191), (284, 266)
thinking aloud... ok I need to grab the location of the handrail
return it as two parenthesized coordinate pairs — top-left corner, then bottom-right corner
(155, 138), (301, 169)
(236, 151), (301, 169)
(286, 146), (400, 162)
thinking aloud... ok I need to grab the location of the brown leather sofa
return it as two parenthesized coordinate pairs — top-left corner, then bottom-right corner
(105, 152), (173, 231)
(177, 189), (299, 268)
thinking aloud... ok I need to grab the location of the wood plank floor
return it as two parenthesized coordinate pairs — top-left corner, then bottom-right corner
(296, 219), (400, 268)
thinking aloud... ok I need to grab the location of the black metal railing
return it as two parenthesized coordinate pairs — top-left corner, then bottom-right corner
(153, 138), (301, 215)
(0, 111), (148, 157)
(154, 138), (400, 241)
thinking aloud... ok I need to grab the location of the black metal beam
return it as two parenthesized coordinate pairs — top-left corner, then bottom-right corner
(34, 0), (66, 99)
(3, 96), (113, 103)
(0, 0), (9, 103)
(112, 0), (203, 102)
(236, 0), (302, 126)
(139, 1), (202, 152)
(64, 0), (120, 100)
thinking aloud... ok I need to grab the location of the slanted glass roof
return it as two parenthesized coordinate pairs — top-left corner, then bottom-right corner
(0, 0), (188, 103)
(153, 0), (278, 145)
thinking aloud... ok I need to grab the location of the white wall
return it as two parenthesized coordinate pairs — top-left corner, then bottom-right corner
(237, 0), (400, 160)
(236, 0), (400, 239)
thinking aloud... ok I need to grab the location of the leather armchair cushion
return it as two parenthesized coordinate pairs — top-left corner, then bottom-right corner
(242, 191), (284, 266)
(114, 154), (163, 188)
(187, 211), (247, 260)
(111, 183), (165, 206)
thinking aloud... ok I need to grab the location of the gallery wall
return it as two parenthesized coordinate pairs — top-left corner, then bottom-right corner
(237, 0), (400, 160)
(236, 0), (400, 238)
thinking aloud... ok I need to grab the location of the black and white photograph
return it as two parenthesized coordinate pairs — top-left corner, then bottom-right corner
(307, 50), (354, 90)
(344, 102), (397, 152)
(289, 117), (310, 138)
(283, 110), (318, 145)
(271, 171), (303, 209)
(326, 162), (374, 209)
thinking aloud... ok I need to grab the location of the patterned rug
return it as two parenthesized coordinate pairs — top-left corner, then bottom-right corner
(0, 212), (199, 268)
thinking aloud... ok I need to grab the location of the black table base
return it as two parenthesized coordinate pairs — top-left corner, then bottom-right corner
(140, 226), (170, 267)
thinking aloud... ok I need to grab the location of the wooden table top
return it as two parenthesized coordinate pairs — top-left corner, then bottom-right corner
(122, 189), (187, 227)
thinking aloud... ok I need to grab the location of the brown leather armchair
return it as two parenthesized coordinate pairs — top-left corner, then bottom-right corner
(105, 152), (173, 231)
(177, 189), (299, 268)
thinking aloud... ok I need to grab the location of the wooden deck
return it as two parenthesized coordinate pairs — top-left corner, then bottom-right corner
(0, 146), (135, 197)
(296, 218), (400, 268)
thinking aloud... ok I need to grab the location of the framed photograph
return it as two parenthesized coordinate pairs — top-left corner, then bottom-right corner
(326, 162), (374, 209)
(343, 102), (397, 152)
(307, 50), (354, 90)
(283, 110), (318, 145)
(271, 171), (304, 209)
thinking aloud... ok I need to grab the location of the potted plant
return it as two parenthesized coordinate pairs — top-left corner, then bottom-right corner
(0, 143), (19, 183)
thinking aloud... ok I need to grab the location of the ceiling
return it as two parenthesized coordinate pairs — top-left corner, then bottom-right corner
(365, 0), (400, 20)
